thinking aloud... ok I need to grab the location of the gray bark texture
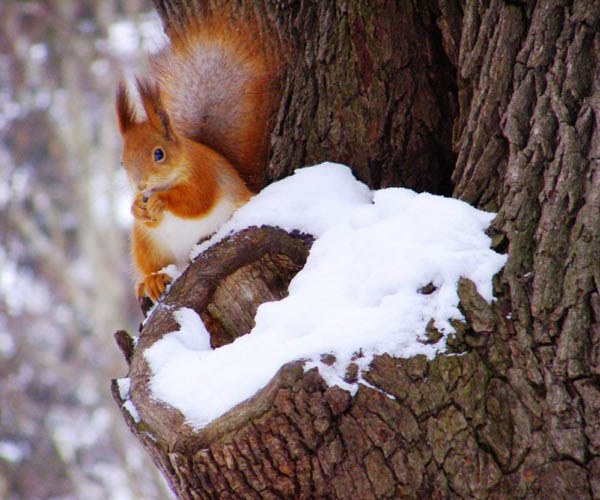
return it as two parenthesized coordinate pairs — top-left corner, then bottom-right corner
(112, 0), (600, 498)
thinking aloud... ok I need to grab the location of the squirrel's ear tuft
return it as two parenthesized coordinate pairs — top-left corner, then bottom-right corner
(115, 81), (137, 135)
(135, 77), (175, 141)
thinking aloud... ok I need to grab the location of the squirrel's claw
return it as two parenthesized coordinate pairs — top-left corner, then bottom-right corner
(132, 192), (164, 226)
(137, 272), (172, 302)
(145, 194), (165, 222)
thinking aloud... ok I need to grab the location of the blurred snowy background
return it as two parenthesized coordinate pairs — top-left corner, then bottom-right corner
(0, 1), (172, 498)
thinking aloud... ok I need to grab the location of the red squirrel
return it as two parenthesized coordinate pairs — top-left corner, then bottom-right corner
(115, 10), (277, 302)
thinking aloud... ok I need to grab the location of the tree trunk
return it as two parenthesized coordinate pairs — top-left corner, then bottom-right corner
(113, 1), (600, 498)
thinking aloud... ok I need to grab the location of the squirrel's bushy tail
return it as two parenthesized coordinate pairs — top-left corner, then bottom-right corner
(149, 1), (279, 192)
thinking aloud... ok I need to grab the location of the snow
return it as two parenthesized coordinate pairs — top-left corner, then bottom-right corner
(106, 22), (144, 57)
(117, 377), (141, 423)
(50, 407), (112, 462)
(123, 401), (141, 424)
(0, 441), (28, 464)
(28, 43), (48, 63)
(0, 248), (52, 316)
(117, 378), (131, 401)
(102, 14), (166, 58)
(144, 163), (507, 429)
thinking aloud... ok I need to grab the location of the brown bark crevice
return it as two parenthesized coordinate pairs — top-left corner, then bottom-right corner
(257, 0), (460, 194)
(451, 0), (600, 496)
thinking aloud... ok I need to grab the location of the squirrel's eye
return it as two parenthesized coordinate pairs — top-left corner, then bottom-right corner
(153, 147), (165, 163)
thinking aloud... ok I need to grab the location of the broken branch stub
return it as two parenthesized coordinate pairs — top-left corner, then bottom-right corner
(113, 226), (314, 449)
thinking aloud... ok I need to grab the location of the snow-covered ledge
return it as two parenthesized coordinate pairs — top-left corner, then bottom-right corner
(112, 163), (506, 483)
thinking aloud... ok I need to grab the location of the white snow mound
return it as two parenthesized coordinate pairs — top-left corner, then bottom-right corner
(144, 163), (507, 429)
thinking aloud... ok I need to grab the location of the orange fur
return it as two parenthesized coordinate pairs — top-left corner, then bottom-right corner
(115, 12), (277, 302)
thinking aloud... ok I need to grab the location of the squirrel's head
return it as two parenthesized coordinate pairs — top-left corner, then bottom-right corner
(116, 79), (186, 195)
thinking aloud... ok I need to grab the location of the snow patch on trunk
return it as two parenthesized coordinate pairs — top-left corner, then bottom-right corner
(144, 163), (507, 429)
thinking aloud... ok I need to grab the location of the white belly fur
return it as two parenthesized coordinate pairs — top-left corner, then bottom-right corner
(147, 197), (238, 266)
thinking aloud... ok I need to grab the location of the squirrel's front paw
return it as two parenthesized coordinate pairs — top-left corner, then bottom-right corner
(131, 192), (165, 226)
(136, 272), (172, 302)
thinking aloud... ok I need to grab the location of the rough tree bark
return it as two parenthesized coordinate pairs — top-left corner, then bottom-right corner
(112, 1), (600, 498)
